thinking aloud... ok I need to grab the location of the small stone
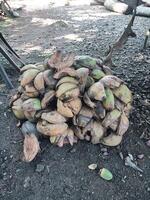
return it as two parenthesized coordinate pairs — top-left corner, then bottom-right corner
(137, 154), (144, 159)
(10, 155), (13, 159)
(147, 187), (150, 192)
(4, 157), (7, 161)
(101, 148), (107, 152)
(9, 175), (12, 179)
(146, 140), (150, 147)
(0, 101), (2, 105)
(1, 163), (6, 169)
(103, 152), (109, 156)
(36, 164), (45, 172)
(64, 187), (71, 195)
(23, 177), (31, 188)
(70, 148), (76, 153)
(46, 166), (50, 173)
(3, 172), (7, 176)
(3, 176), (7, 181)
(16, 169), (21, 173)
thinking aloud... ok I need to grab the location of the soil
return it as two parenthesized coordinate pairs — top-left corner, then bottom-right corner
(0, 1), (150, 200)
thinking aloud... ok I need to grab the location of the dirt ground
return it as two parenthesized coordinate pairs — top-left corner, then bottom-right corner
(0, 1), (150, 200)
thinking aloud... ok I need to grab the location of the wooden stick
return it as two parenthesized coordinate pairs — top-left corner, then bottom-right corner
(143, 29), (150, 49)
(102, 0), (140, 67)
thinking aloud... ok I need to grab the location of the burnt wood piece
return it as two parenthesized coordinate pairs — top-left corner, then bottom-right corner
(102, 0), (139, 67)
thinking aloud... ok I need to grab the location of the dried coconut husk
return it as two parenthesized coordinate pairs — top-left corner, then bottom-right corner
(23, 133), (40, 162)
(11, 51), (133, 153)
(37, 120), (68, 136)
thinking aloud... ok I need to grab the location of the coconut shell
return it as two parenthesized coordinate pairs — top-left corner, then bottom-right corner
(41, 90), (55, 109)
(102, 65), (112, 75)
(124, 103), (132, 117)
(76, 68), (89, 92)
(56, 83), (77, 98)
(22, 98), (41, 112)
(85, 76), (95, 88)
(103, 88), (115, 110)
(47, 50), (62, 68)
(95, 102), (106, 119)
(115, 99), (125, 111)
(23, 134), (40, 162)
(21, 69), (39, 87)
(57, 99), (73, 118)
(91, 121), (104, 144)
(77, 106), (93, 127)
(24, 110), (36, 122)
(54, 68), (77, 79)
(91, 69), (105, 80)
(49, 51), (75, 71)
(43, 69), (57, 89)
(21, 121), (38, 136)
(61, 87), (80, 101)
(74, 55), (97, 69)
(88, 82), (106, 101)
(25, 84), (37, 93)
(100, 75), (123, 88)
(83, 92), (96, 108)
(56, 76), (78, 88)
(109, 119), (119, 131)
(64, 98), (82, 115)
(117, 112), (129, 136)
(37, 120), (68, 136)
(34, 72), (45, 94)
(12, 98), (25, 119)
(113, 84), (132, 104)
(101, 133), (122, 146)
(20, 64), (38, 72)
(41, 111), (66, 124)
(73, 126), (84, 140)
(102, 109), (121, 128)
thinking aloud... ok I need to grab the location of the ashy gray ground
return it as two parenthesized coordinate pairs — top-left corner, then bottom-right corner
(0, 1), (150, 200)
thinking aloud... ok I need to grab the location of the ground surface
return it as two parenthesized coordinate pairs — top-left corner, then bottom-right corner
(0, 1), (150, 200)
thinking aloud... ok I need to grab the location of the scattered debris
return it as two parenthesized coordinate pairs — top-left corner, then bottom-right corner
(10, 51), (132, 161)
(36, 164), (45, 173)
(125, 154), (143, 173)
(101, 147), (107, 152)
(137, 154), (144, 159)
(23, 176), (31, 188)
(119, 152), (124, 160)
(88, 163), (98, 170)
(99, 168), (113, 181)
(103, 151), (109, 156)
(146, 140), (150, 147)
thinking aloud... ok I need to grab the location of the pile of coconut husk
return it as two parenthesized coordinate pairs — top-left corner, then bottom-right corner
(10, 51), (132, 162)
